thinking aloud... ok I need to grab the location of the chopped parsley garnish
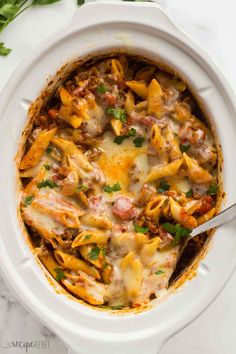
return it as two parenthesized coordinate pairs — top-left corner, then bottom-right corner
(46, 146), (53, 154)
(54, 268), (66, 281)
(83, 234), (92, 240)
(97, 84), (108, 93)
(133, 136), (144, 148)
(0, 42), (11, 56)
(113, 128), (136, 145)
(207, 184), (218, 196)
(157, 180), (170, 193)
(162, 223), (177, 235)
(114, 135), (127, 145)
(23, 195), (34, 207)
(106, 107), (127, 123)
(134, 224), (149, 233)
(76, 184), (89, 192)
(101, 247), (106, 257)
(103, 262), (109, 270)
(154, 270), (164, 275)
(163, 223), (191, 246)
(37, 179), (58, 189)
(43, 164), (51, 170)
(88, 246), (101, 260)
(104, 183), (121, 193)
(186, 189), (193, 198)
(110, 305), (123, 310)
(180, 143), (190, 152)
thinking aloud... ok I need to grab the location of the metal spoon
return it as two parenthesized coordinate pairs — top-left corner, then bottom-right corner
(191, 203), (236, 238)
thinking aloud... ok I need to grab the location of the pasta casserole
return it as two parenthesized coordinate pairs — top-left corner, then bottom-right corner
(18, 54), (219, 309)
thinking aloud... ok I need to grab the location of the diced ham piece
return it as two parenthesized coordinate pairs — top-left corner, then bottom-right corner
(112, 197), (138, 220)
(178, 120), (205, 147)
(195, 195), (214, 216)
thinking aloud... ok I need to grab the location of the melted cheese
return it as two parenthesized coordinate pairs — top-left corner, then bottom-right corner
(98, 132), (148, 196)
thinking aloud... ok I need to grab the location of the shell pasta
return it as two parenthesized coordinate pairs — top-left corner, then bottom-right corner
(18, 54), (219, 309)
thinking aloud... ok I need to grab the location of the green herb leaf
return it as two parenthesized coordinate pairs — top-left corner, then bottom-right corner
(0, 4), (19, 20)
(129, 127), (136, 136)
(77, 0), (85, 5)
(162, 223), (176, 235)
(83, 234), (92, 240)
(110, 305), (123, 310)
(89, 246), (101, 260)
(101, 247), (106, 257)
(104, 183), (121, 193)
(133, 136), (144, 148)
(173, 224), (191, 246)
(134, 224), (149, 233)
(154, 270), (164, 275)
(163, 223), (191, 246)
(103, 262), (109, 270)
(186, 189), (193, 198)
(32, 0), (61, 5)
(97, 84), (107, 94)
(157, 180), (170, 193)
(37, 179), (58, 189)
(0, 42), (11, 56)
(54, 268), (66, 281)
(46, 146), (52, 154)
(180, 143), (190, 152)
(23, 195), (34, 207)
(76, 184), (89, 192)
(207, 184), (218, 196)
(113, 128), (136, 145)
(113, 135), (127, 145)
(106, 107), (127, 123)
(43, 164), (51, 170)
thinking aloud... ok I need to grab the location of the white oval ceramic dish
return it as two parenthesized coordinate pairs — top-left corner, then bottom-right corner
(1, 2), (236, 353)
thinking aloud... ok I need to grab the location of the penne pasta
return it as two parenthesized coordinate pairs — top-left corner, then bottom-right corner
(20, 128), (57, 170)
(145, 158), (183, 182)
(145, 195), (168, 222)
(169, 196), (197, 229)
(125, 80), (148, 100)
(197, 207), (216, 225)
(72, 230), (109, 248)
(183, 153), (213, 184)
(80, 214), (112, 230)
(147, 78), (163, 118)
(54, 250), (100, 279)
(120, 252), (143, 299)
(62, 272), (108, 305)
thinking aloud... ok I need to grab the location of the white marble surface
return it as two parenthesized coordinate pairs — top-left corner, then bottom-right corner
(1, 0), (236, 353)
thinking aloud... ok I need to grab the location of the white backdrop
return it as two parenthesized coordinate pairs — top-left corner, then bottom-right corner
(0, 0), (236, 353)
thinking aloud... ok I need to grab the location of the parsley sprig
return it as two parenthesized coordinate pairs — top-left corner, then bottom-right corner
(23, 195), (34, 206)
(207, 184), (218, 196)
(134, 224), (149, 233)
(97, 83), (108, 94)
(88, 246), (101, 260)
(113, 128), (136, 145)
(133, 136), (144, 148)
(104, 183), (121, 193)
(157, 180), (170, 193)
(106, 107), (127, 124)
(0, 0), (62, 56)
(163, 223), (191, 247)
(37, 179), (58, 189)
(54, 267), (66, 281)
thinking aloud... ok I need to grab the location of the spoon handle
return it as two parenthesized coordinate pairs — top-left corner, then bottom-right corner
(191, 203), (236, 238)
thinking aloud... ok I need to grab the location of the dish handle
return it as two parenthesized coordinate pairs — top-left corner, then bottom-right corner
(66, 338), (166, 354)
